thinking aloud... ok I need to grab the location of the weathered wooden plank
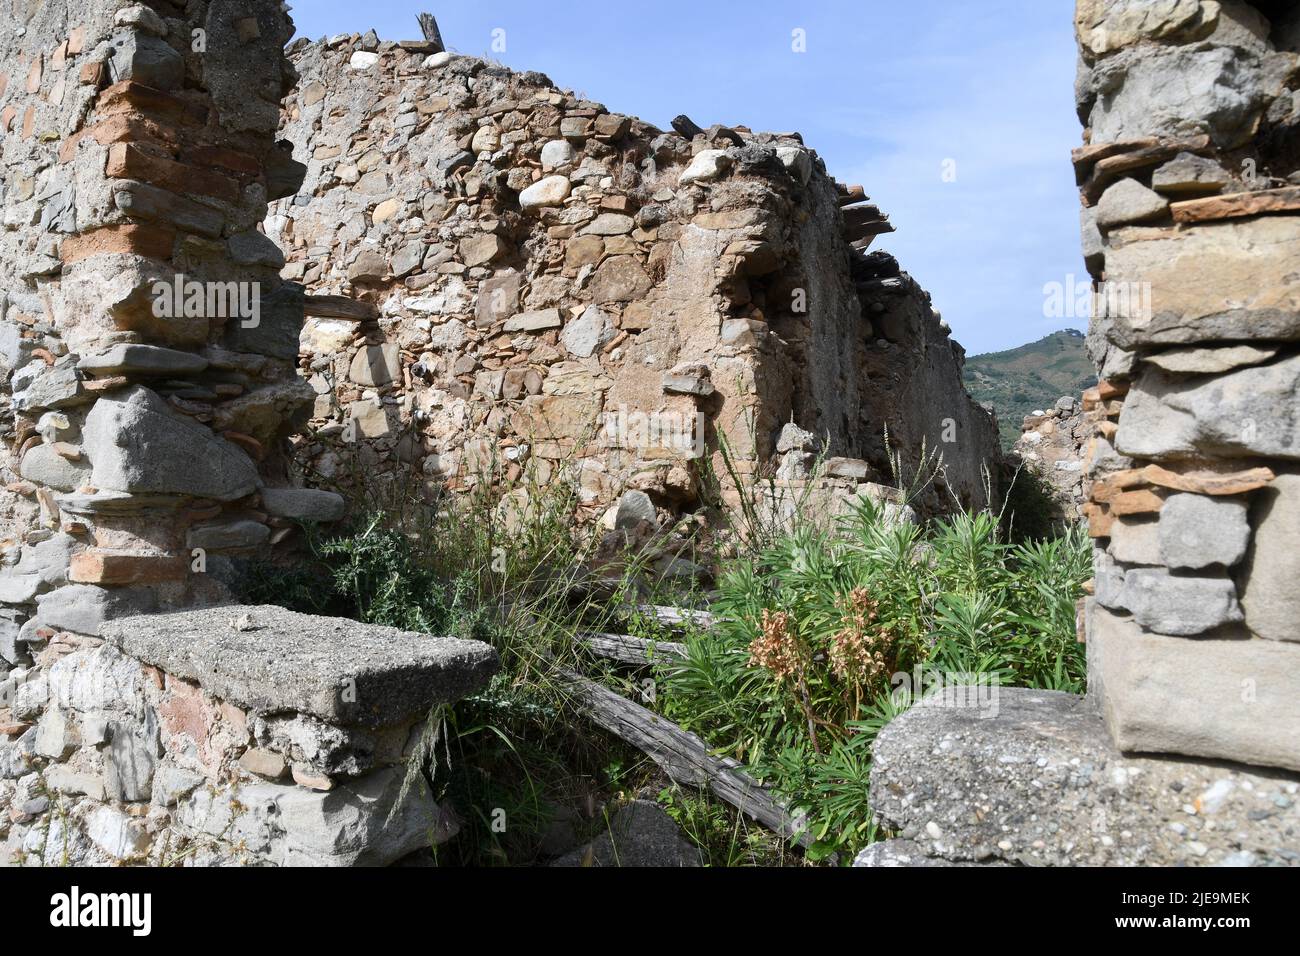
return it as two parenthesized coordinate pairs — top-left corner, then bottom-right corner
(303, 294), (378, 321)
(635, 604), (715, 630)
(580, 632), (686, 665)
(416, 13), (445, 52)
(559, 669), (819, 852)
(671, 114), (704, 140)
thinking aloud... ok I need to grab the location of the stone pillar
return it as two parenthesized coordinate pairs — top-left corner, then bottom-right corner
(1074, 0), (1300, 771)
(0, 0), (336, 676)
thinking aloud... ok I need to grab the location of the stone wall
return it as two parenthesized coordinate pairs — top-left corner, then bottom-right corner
(0, 0), (486, 865)
(1012, 395), (1093, 522)
(271, 34), (1001, 533)
(1074, 0), (1300, 771)
(2, 604), (496, 865)
(0, 0), (346, 669)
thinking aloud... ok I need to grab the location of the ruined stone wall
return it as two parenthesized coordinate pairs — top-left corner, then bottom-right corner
(1075, 0), (1300, 771)
(0, 0), (416, 864)
(272, 35), (1000, 532)
(1013, 395), (1093, 522)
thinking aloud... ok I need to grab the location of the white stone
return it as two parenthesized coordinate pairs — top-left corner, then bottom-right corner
(679, 149), (731, 185)
(560, 306), (614, 358)
(349, 51), (380, 71)
(471, 125), (500, 154)
(541, 140), (575, 171)
(1095, 178), (1169, 229)
(775, 146), (812, 184)
(519, 175), (571, 212)
(86, 805), (151, 860)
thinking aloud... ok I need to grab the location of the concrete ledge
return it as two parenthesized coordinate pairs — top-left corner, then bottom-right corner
(100, 605), (498, 727)
(853, 838), (997, 867)
(869, 687), (1300, 866)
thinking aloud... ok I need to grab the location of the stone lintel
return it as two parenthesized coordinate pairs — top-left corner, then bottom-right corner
(99, 605), (498, 727)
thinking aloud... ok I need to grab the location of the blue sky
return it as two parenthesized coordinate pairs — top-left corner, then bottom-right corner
(288, 0), (1084, 356)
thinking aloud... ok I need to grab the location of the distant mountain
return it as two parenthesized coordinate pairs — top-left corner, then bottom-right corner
(964, 329), (1098, 449)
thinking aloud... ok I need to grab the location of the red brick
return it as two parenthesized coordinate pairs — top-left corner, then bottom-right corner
(61, 114), (178, 163)
(59, 223), (176, 265)
(25, 55), (42, 93)
(57, 128), (87, 163)
(180, 143), (262, 178)
(78, 59), (106, 87)
(0, 106), (15, 133)
(69, 550), (188, 585)
(20, 106), (33, 140)
(97, 81), (209, 127)
(106, 142), (241, 204)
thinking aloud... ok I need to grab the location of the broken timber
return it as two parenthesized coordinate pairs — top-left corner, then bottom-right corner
(304, 294), (378, 321)
(416, 13), (446, 52)
(559, 668), (820, 853)
(580, 632), (686, 665)
(635, 604), (715, 630)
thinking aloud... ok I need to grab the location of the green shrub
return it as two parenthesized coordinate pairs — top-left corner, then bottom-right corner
(656, 498), (1090, 859)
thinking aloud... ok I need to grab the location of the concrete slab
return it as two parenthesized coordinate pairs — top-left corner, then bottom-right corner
(100, 605), (498, 727)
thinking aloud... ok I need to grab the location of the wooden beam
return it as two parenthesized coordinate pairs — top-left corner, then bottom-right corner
(416, 13), (445, 53)
(671, 114), (704, 140)
(559, 669), (822, 854)
(303, 294), (378, 321)
(580, 632), (686, 665)
(634, 604), (715, 630)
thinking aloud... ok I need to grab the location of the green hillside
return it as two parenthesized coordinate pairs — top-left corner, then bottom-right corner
(964, 329), (1097, 450)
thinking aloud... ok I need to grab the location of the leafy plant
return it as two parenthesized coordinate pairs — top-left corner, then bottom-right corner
(656, 497), (1090, 860)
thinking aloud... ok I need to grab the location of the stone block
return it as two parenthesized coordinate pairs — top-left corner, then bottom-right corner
(82, 387), (259, 501)
(176, 766), (455, 866)
(35, 584), (157, 637)
(1094, 178), (1169, 229)
(349, 343), (400, 386)
(260, 488), (345, 523)
(1116, 355), (1300, 461)
(1101, 217), (1300, 348)
(1089, 605), (1300, 773)
(1157, 492), (1251, 569)
(78, 344), (209, 377)
(1117, 566), (1242, 635)
(186, 520), (271, 551)
(1240, 473), (1300, 643)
